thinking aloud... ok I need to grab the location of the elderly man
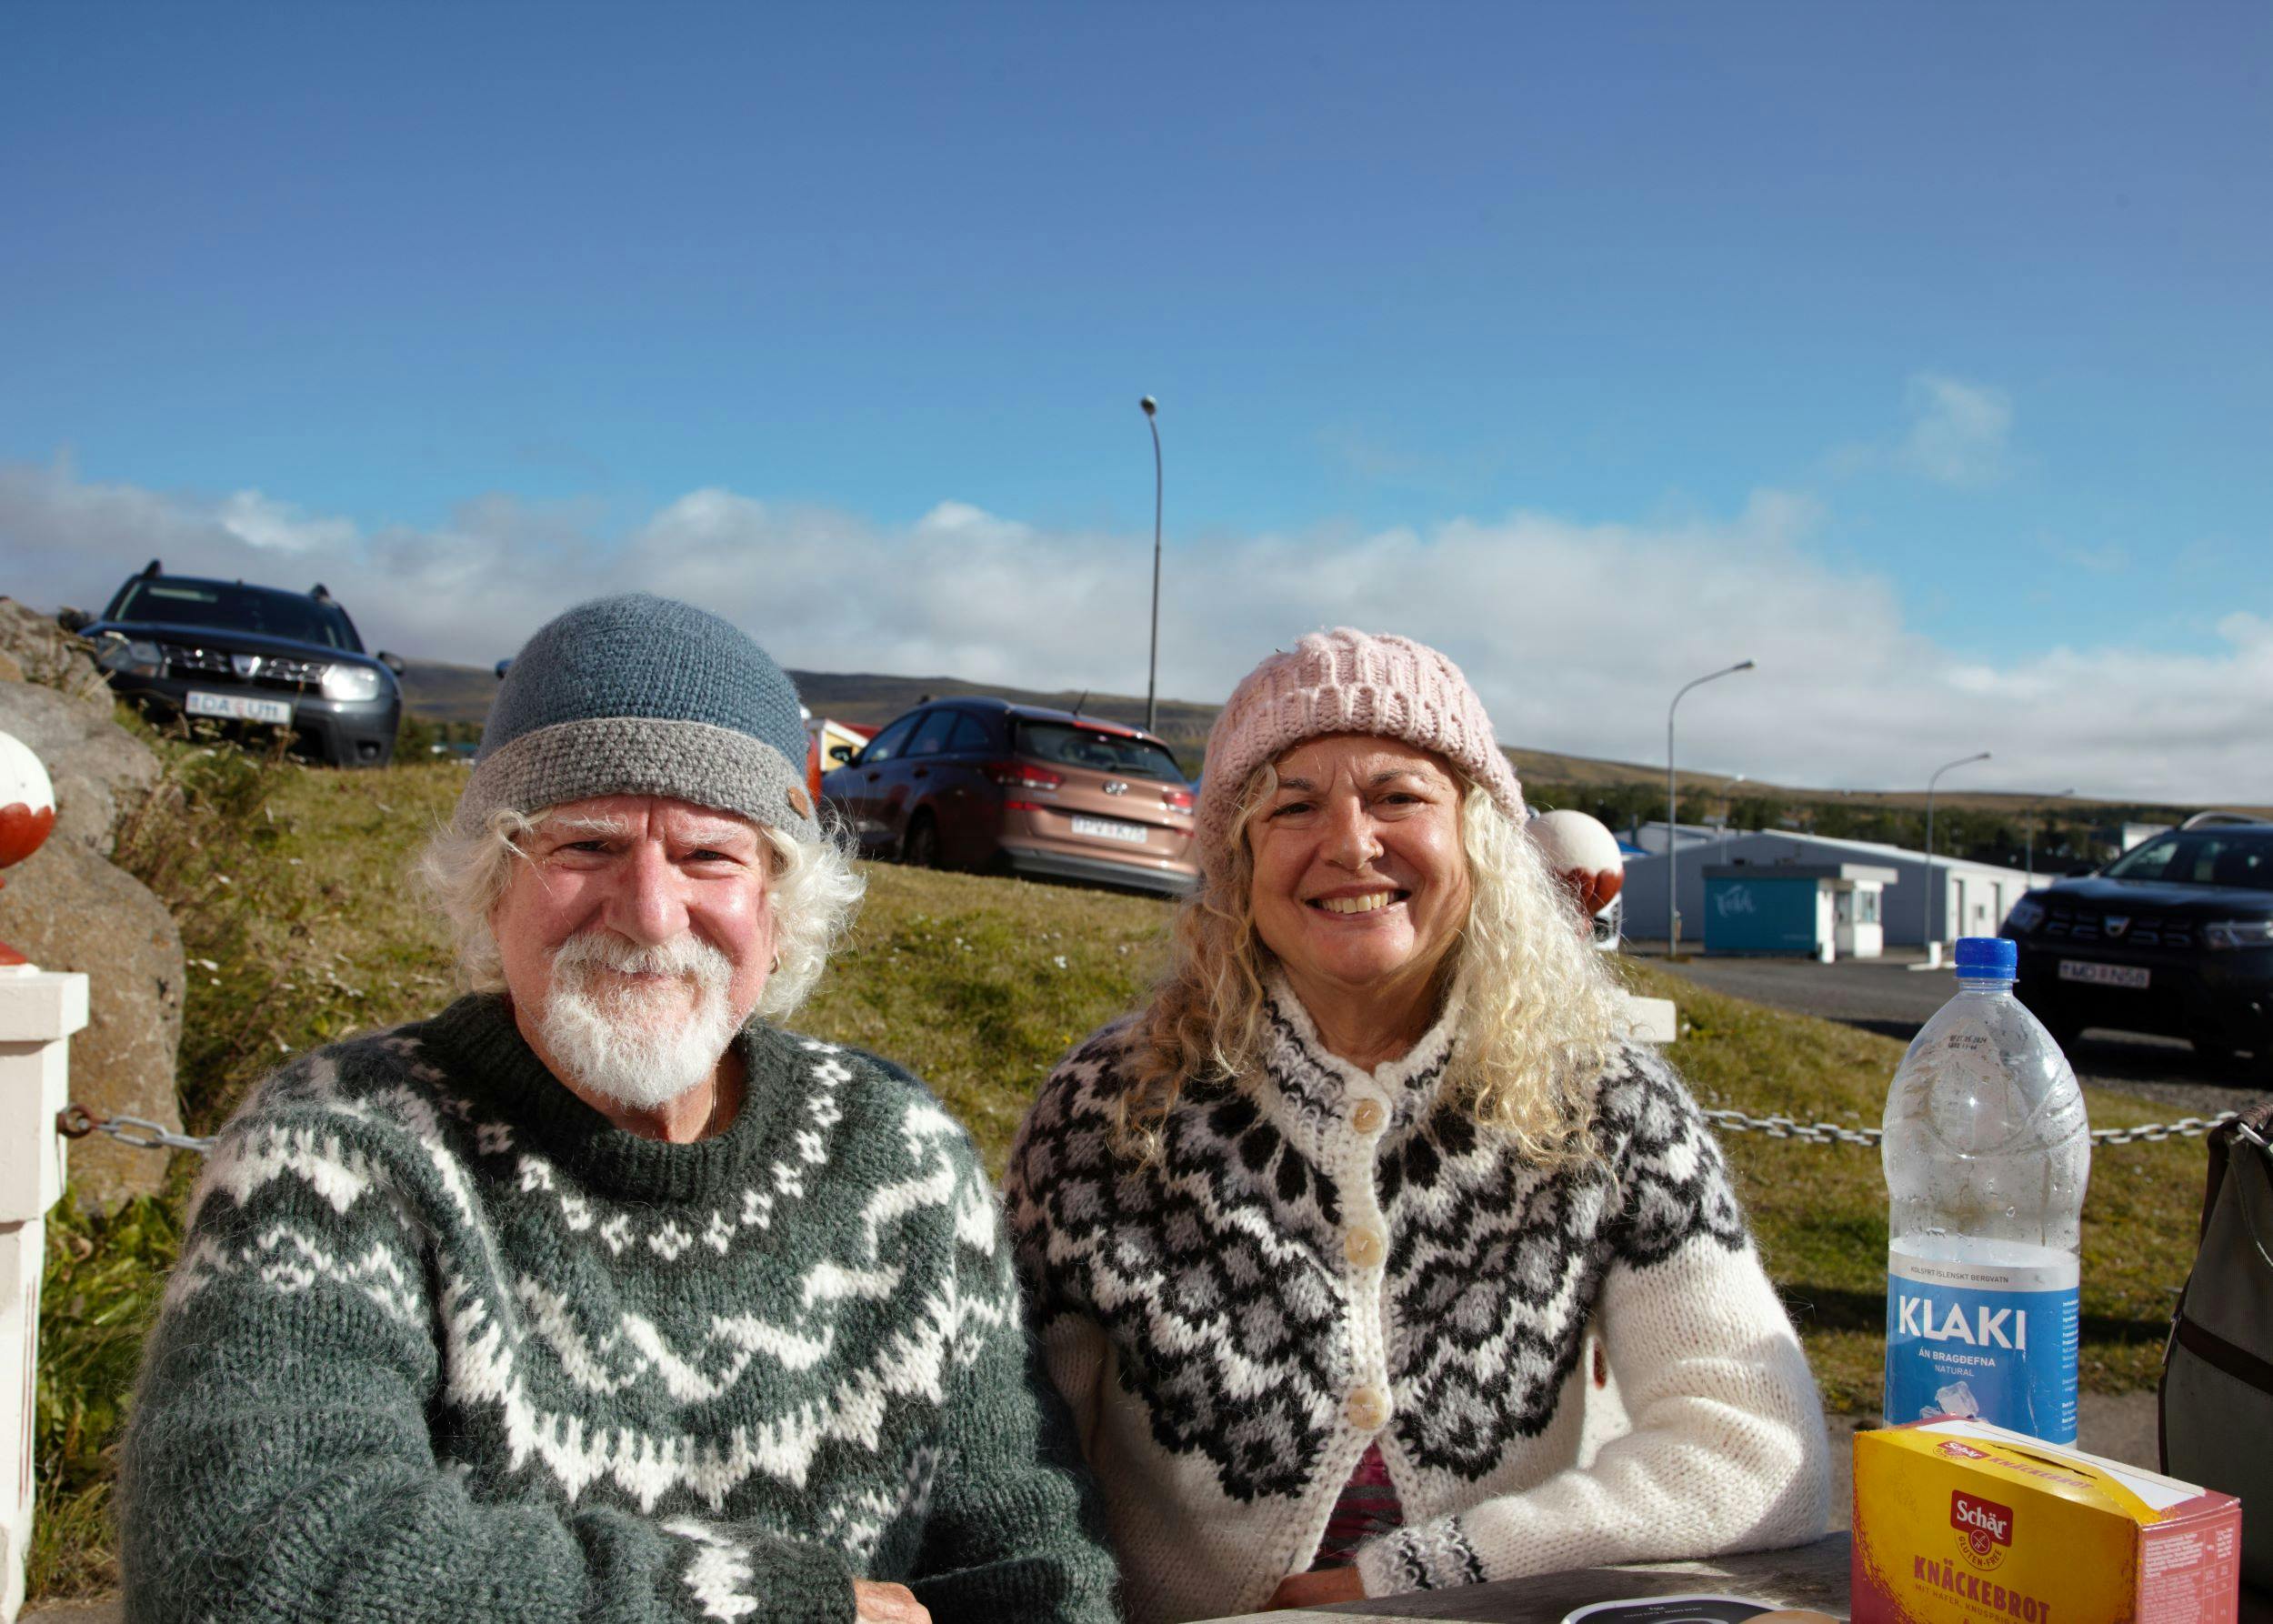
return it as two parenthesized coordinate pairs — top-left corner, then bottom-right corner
(120, 595), (1117, 1624)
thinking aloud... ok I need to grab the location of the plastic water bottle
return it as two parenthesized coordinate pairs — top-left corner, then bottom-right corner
(1882, 936), (2091, 1443)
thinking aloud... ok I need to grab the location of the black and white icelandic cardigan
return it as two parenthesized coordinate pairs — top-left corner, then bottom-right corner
(1002, 987), (1828, 1624)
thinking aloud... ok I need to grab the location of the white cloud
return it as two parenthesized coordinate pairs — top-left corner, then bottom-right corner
(1898, 373), (2013, 486)
(1825, 372), (2016, 488)
(216, 490), (359, 555)
(0, 457), (2262, 807)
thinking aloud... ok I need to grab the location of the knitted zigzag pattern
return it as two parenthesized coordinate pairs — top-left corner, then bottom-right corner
(1006, 1002), (1747, 1505)
(121, 997), (1115, 1624)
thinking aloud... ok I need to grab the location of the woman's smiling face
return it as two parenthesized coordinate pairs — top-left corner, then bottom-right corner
(1246, 733), (1473, 1021)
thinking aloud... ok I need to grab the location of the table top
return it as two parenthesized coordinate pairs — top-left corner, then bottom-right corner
(1195, 1535), (2272, 1624)
(1193, 1534), (1855, 1624)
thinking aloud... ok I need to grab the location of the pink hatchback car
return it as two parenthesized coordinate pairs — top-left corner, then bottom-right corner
(820, 697), (1198, 897)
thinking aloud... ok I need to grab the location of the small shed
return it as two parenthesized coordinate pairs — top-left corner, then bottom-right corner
(1702, 860), (1899, 961)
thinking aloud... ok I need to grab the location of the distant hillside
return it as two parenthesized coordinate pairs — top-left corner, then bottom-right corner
(401, 660), (1222, 753)
(396, 657), (2257, 818)
(396, 660), (500, 725)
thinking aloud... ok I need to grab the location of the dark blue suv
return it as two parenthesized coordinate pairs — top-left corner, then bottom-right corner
(2002, 814), (2273, 1069)
(73, 561), (405, 767)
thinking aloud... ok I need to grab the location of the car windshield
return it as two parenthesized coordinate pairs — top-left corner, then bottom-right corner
(111, 579), (362, 651)
(1014, 720), (1185, 783)
(2102, 830), (2273, 889)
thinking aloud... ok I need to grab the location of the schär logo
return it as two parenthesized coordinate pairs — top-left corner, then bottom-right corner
(1952, 1492), (2014, 1569)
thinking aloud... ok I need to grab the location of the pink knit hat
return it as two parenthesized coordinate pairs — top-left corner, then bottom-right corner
(1195, 627), (1525, 878)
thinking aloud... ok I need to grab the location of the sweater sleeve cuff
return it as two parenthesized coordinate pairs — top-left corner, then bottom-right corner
(662, 1518), (855, 1622)
(1357, 1512), (1488, 1597)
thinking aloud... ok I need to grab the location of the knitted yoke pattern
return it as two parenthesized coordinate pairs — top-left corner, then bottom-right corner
(1003, 990), (1828, 1624)
(120, 997), (1116, 1624)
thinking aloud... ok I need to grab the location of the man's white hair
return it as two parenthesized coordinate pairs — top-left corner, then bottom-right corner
(417, 804), (865, 1019)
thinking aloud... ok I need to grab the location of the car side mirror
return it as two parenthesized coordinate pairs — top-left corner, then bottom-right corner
(377, 651), (406, 676)
(55, 606), (90, 634)
(828, 744), (855, 764)
(495, 658), (514, 680)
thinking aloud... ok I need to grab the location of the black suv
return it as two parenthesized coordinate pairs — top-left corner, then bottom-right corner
(2002, 813), (2273, 1066)
(71, 561), (405, 767)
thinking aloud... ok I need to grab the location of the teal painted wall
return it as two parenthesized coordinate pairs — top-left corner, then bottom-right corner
(1702, 875), (1820, 954)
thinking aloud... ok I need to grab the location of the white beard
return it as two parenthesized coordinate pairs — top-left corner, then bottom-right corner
(536, 933), (744, 1112)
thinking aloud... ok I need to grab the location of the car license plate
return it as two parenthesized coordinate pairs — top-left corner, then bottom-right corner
(186, 690), (293, 726)
(1070, 814), (1149, 846)
(2058, 959), (2149, 989)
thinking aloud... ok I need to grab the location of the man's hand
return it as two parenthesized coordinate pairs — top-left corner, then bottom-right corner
(853, 1579), (932, 1624)
(1266, 1565), (1367, 1609)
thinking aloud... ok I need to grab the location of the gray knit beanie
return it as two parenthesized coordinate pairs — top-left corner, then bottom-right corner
(454, 594), (817, 840)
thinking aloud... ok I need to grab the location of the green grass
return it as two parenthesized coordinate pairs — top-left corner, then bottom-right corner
(26, 750), (2214, 1599)
(1626, 959), (2204, 1410)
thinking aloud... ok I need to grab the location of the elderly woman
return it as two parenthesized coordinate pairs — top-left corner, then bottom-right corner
(122, 595), (1115, 1624)
(1004, 628), (1827, 1623)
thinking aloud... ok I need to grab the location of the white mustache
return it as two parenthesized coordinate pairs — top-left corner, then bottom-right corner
(551, 932), (732, 985)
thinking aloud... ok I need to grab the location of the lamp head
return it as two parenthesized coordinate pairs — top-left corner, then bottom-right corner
(1140, 396), (1157, 417)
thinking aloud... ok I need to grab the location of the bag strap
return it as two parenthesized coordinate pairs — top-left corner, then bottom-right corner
(2199, 1098), (2273, 1240)
(2162, 1098), (2273, 1471)
(2172, 1312), (2273, 1398)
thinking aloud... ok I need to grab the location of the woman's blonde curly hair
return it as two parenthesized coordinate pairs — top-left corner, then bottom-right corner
(1116, 761), (1627, 1168)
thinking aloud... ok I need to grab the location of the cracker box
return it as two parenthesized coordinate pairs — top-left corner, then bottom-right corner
(1852, 1418), (2240, 1624)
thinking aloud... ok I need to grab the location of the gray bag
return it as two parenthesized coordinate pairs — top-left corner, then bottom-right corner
(2159, 1096), (2273, 1590)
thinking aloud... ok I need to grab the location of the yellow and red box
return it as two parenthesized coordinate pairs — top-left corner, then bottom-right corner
(1852, 1417), (2240, 1624)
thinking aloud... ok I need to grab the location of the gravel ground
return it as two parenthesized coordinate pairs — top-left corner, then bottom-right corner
(1637, 947), (2269, 1118)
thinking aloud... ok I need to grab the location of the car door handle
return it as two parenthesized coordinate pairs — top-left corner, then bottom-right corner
(866, 771), (881, 781)
(912, 767), (929, 779)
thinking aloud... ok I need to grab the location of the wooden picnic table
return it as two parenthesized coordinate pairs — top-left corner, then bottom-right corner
(1191, 1533), (2273, 1624)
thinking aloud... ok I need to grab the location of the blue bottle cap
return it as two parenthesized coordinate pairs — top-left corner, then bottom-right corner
(1955, 936), (2018, 977)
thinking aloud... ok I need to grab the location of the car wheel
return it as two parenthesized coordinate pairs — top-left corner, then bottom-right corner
(903, 813), (941, 869)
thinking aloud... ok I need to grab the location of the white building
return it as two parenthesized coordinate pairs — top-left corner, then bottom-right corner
(1624, 821), (1728, 857)
(1619, 826), (2046, 949)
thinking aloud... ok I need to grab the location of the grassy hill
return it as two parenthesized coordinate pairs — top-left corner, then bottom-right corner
(28, 739), (2218, 1601)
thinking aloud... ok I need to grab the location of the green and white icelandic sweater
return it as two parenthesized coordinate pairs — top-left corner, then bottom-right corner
(120, 996), (1118, 1624)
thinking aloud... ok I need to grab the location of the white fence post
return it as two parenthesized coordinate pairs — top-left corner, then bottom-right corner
(0, 966), (89, 1624)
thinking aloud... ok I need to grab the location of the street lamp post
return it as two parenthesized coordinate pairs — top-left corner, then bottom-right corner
(2025, 788), (2076, 887)
(1140, 396), (1162, 736)
(1923, 750), (1992, 959)
(1667, 660), (1756, 956)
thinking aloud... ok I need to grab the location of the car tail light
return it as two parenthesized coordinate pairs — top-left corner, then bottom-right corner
(1161, 786), (1194, 814)
(985, 760), (1063, 791)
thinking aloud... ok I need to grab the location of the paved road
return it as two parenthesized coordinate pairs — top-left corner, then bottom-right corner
(1638, 947), (2268, 1118)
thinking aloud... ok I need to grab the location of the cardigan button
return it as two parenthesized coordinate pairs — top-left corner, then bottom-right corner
(1346, 1385), (1391, 1431)
(1349, 1098), (1387, 1134)
(1344, 1226), (1385, 1268)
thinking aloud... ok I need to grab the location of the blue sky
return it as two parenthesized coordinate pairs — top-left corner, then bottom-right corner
(3, 3), (2268, 801)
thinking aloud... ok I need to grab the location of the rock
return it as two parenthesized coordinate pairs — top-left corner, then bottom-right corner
(0, 834), (185, 1205)
(0, 649), (22, 684)
(0, 680), (162, 856)
(0, 597), (112, 713)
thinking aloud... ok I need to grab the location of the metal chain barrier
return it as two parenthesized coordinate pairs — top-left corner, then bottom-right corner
(55, 1103), (218, 1156)
(1700, 1107), (2244, 1148)
(54, 1098), (2244, 1158)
